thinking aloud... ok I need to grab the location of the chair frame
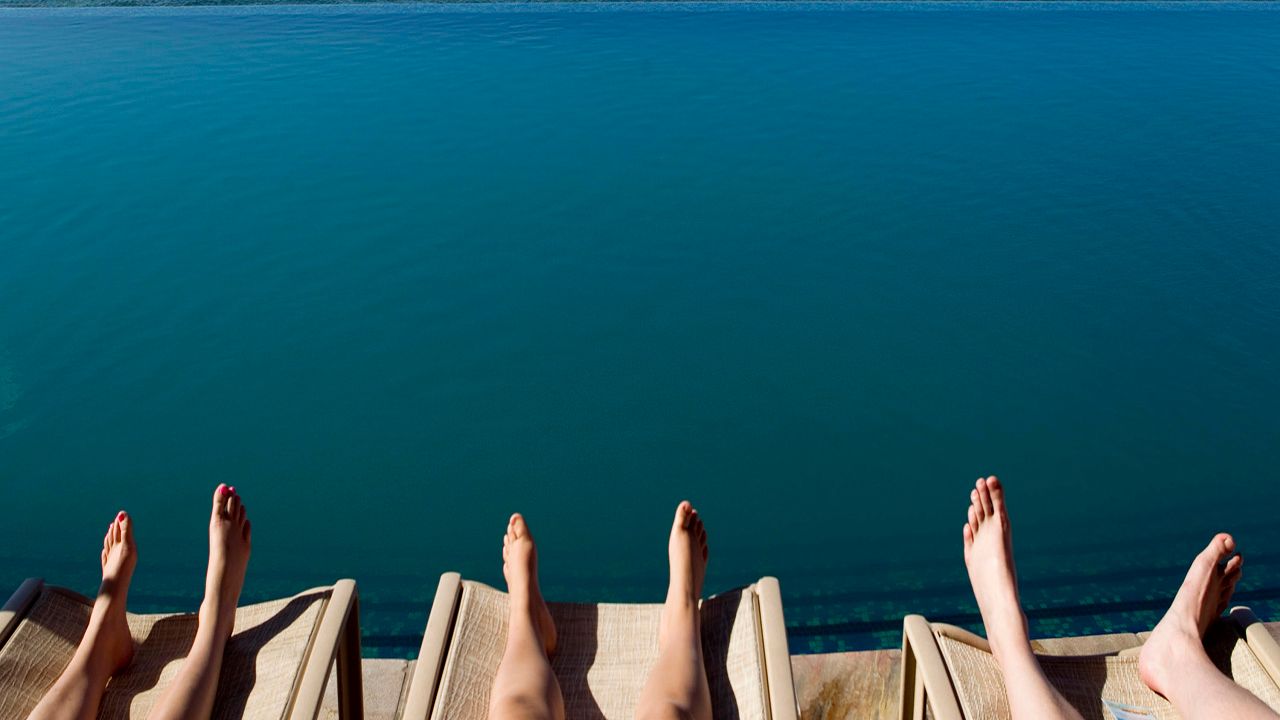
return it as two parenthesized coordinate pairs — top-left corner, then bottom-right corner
(401, 572), (799, 720)
(0, 577), (364, 720)
(898, 614), (968, 720)
(1231, 607), (1280, 690)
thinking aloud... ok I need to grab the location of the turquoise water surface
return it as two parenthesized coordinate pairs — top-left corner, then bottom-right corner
(2, 2), (1279, 656)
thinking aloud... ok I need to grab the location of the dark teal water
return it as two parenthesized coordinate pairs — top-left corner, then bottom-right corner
(2, 2), (1279, 657)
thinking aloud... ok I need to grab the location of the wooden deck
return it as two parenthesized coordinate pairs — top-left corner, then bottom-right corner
(320, 650), (904, 720)
(793, 650), (901, 720)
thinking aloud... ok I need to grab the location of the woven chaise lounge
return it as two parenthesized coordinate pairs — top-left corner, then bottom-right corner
(400, 572), (799, 720)
(899, 607), (1280, 720)
(0, 577), (363, 720)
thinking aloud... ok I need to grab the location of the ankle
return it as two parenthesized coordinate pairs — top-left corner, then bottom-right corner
(1148, 650), (1215, 703)
(986, 616), (1033, 665)
(1151, 628), (1208, 665)
(989, 637), (1038, 673)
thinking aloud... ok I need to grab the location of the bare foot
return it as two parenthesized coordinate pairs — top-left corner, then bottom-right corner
(659, 501), (708, 652)
(1139, 533), (1243, 697)
(86, 511), (137, 676)
(962, 476), (1031, 665)
(503, 513), (556, 656)
(201, 484), (251, 635)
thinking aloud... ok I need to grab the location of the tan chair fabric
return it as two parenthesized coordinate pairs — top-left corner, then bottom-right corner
(0, 585), (329, 720)
(429, 581), (769, 720)
(1029, 633), (1143, 657)
(936, 621), (1280, 720)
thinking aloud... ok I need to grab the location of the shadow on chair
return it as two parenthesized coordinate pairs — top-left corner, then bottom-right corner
(551, 602), (606, 720)
(98, 591), (325, 719)
(703, 589), (742, 720)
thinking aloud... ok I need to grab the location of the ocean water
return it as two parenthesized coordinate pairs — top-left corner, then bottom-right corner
(2, 2), (1279, 657)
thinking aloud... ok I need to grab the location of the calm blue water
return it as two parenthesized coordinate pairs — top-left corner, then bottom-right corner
(2, 2), (1279, 657)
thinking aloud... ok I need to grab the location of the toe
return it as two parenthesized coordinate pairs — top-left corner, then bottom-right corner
(226, 492), (241, 520)
(1224, 554), (1243, 577)
(977, 478), (995, 518)
(119, 512), (132, 544)
(987, 476), (1006, 516)
(213, 484), (230, 513)
(215, 486), (234, 518)
(968, 504), (979, 534)
(970, 489), (984, 520)
(1220, 579), (1239, 603)
(243, 519), (252, 543)
(1213, 533), (1234, 555)
(237, 503), (246, 525)
(963, 523), (974, 547)
(674, 501), (692, 529)
(511, 513), (529, 539)
(1199, 533), (1234, 566)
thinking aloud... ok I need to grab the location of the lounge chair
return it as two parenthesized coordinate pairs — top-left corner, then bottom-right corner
(0, 577), (363, 720)
(898, 608), (1280, 720)
(401, 572), (799, 720)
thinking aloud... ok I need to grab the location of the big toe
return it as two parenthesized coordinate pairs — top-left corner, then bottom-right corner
(1193, 533), (1235, 575)
(1208, 533), (1234, 557)
(673, 501), (693, 531)
(511, 513), (530, 541)
(212, 484), (232, 516)
(119, 512), (134, 547)
(987, 476), (1007, 515)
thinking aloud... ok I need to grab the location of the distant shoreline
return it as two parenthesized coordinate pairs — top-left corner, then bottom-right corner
(4, 0), (1278, 11)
